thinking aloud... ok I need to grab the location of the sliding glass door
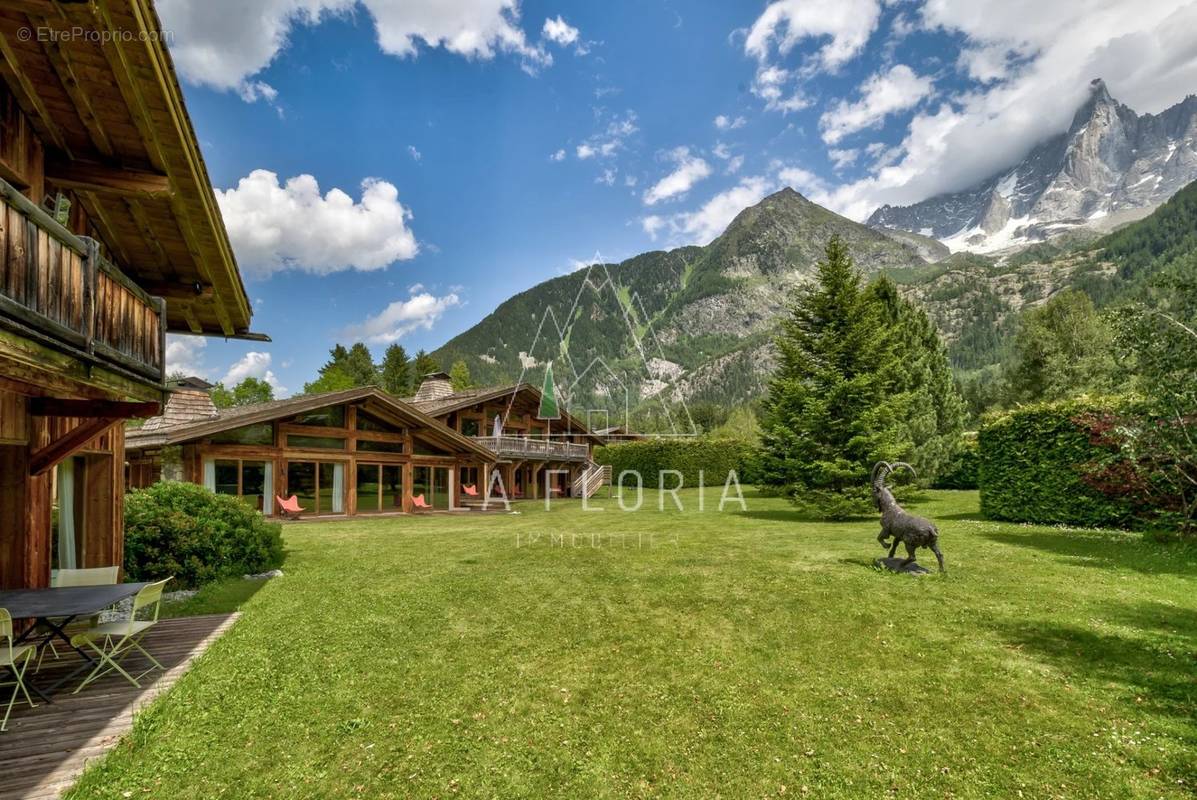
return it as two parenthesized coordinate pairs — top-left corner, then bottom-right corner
(413, 465), (451, 510)
(286, 460), (345, 515)
(356, 463), (404, 513)
(208, 458), (273, 514)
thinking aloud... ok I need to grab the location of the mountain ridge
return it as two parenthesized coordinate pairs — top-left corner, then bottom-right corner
(868, 79), (1197, 253)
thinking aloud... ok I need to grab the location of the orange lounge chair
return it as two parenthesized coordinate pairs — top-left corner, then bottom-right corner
(411, 493), (432, 511)
(462, 484), (479, 497)
(277, 495), (305, 519)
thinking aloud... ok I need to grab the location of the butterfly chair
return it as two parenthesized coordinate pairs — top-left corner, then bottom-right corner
(1, 608), (37, 731)
(277, 494), (305, 519)
(71, 578), (171, 693)
(37, 566), (120, 670)
(462, 484), (479, 497)
(411, 493), (432, 511)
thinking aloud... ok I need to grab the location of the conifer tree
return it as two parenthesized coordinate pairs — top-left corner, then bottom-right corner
(380, 344), (412, 396)
(449, 359), (473, 391)
(413, 350), (440, 378)
(758, 236), (922, 518)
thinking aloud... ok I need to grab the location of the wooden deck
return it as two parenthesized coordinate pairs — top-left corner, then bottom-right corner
(0, 614), (239, 800)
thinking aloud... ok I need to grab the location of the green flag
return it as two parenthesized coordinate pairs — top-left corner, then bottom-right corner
(538, 362), (560, 420)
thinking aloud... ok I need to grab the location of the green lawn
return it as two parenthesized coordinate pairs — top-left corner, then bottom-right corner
(69, 490), (1197, 799)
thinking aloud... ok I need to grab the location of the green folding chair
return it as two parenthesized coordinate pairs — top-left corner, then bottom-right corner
(71, 578), (171, 693)
(1, 608), (37, 731)
(37, 566), (120, 670)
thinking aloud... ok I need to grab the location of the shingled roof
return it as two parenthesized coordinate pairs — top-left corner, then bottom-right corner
(126, 386), (497, 459)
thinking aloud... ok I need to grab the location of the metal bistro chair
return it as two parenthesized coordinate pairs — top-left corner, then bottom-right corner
(1, 608), (37, 731)
(71, 578), (171, 693)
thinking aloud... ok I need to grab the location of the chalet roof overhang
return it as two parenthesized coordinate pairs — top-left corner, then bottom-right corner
(413, 383), (603, 441)
(125, 387), (499, 460)
(0, 0), (254, 338)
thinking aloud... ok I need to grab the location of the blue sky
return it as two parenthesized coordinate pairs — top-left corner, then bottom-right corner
(158, 0), (1197, 394)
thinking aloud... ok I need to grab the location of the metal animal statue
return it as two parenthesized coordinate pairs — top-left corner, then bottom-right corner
(872, 461), (945, 573)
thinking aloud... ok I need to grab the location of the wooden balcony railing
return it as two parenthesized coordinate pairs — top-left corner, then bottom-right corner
(0, 179), (165, 386)
(475, 435), (590, 461)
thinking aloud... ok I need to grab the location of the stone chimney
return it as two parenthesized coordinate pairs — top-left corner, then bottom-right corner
(140, 376), (220, 432)
(413, 371), (454, 402)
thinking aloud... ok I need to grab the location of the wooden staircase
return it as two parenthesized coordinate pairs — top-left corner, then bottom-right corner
(572, 462), (610, 498)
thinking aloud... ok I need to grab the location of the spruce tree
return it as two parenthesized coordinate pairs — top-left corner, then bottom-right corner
(758, 236), (914, 518)
(380, 343), (412, 396)
(449, 359), (473, 391)
(866, 276), (966, 479)
(413, 350), (440, 378)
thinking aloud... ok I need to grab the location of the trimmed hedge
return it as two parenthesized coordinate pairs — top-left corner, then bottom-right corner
(594, 438), (756, 488)
(125, 481), (284, 589)
(978, 397), (1145, 528)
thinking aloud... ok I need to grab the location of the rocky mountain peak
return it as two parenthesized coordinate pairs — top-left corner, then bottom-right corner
(867, 79), (1197, 252)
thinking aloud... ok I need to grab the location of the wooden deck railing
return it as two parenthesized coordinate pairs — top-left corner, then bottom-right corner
(475, 435), (590, 461)
(0, 179), (165, 385)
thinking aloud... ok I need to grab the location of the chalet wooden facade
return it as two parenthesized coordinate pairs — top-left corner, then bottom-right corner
(0, 2), (256, 590)
(408, 373), (607, 500)
(125, 386), (498, 516)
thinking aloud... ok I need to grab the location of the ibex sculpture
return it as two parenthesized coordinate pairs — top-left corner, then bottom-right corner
(872, 461), (945, 573)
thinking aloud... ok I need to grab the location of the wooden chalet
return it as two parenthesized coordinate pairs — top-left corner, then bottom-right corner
(0, 1), (258, 590)
(408, 373), (607, 500)
(125, 385), (498, 516)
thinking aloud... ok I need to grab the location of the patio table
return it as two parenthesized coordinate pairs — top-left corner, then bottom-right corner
(0, 582), (150, 701)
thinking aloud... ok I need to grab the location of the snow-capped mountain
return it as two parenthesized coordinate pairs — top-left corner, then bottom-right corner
(868, 79), (1197, 253)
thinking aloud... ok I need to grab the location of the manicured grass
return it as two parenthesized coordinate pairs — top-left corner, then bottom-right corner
(70, 490), (1196, 799)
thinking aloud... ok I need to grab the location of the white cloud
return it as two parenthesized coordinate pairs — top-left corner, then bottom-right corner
(549, 148), (566, 161)
(573, 111), (638, 160)
(641, 176), (773, 245)
(542, 15), (579, 46)
(407, 144), (422, 161)
(158, 0), (551, 99)
(820, 64), (934, 144)
(714, 114), (746, 130)
(216, 169), (418, 279)
(750, 64), (809, 113)
(344, 289), (463, 344)
(165, 335), (209, 379)
(596, 168), (617, 186)
(221, 351), (289, 396)
(726, 155), (745, 174)
(827, 147), (859, 170)
(744, 0), (881, 70)
(815, 0), (1197, 220)
(642, 147), (712, 205)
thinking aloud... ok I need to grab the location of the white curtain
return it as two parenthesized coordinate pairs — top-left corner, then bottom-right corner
(202, 459), (215, 492)
(262, 462), (274, 516)
(57, 460), (77, 569)
(331, 463), (345, 513)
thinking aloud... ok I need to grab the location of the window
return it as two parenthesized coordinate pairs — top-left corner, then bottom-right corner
(461, 418), (480, 437)
(291, 406), (345, 428)
(214, 460), (240, 495)
(413, 466), (450, 509)
(460, 466), (480, 490)
(412, 438), (449, 456)
(357, 438), (404, 453)
(287, 434), (346, 450)
(356, 410), (396, 433)
(207, 459), (272, 514)
(287, 460), (344, 515)
(356, 463), (405, 512)
(210, 423), (273, 445)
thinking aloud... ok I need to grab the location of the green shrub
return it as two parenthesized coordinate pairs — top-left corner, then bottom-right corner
(978, 397), (1150, 528)
(595, 438), (756, 488)
(125, 481), (284, 589)
(933, 436), (979, 489)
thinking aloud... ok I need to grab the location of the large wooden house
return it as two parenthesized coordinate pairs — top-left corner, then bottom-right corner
(408, 373), (607, 500)
(0, 2), (258, 589)
(125, 384), (498, 516)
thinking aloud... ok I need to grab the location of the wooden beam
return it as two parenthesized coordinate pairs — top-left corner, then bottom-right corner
(0, 27), (70, 156)
(30, 398), (159, 418)
(141, 280), (213, 301)
(37, 30), (115, 159)
(45, 156), (171, 197)
(29, 417), (117, 476)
